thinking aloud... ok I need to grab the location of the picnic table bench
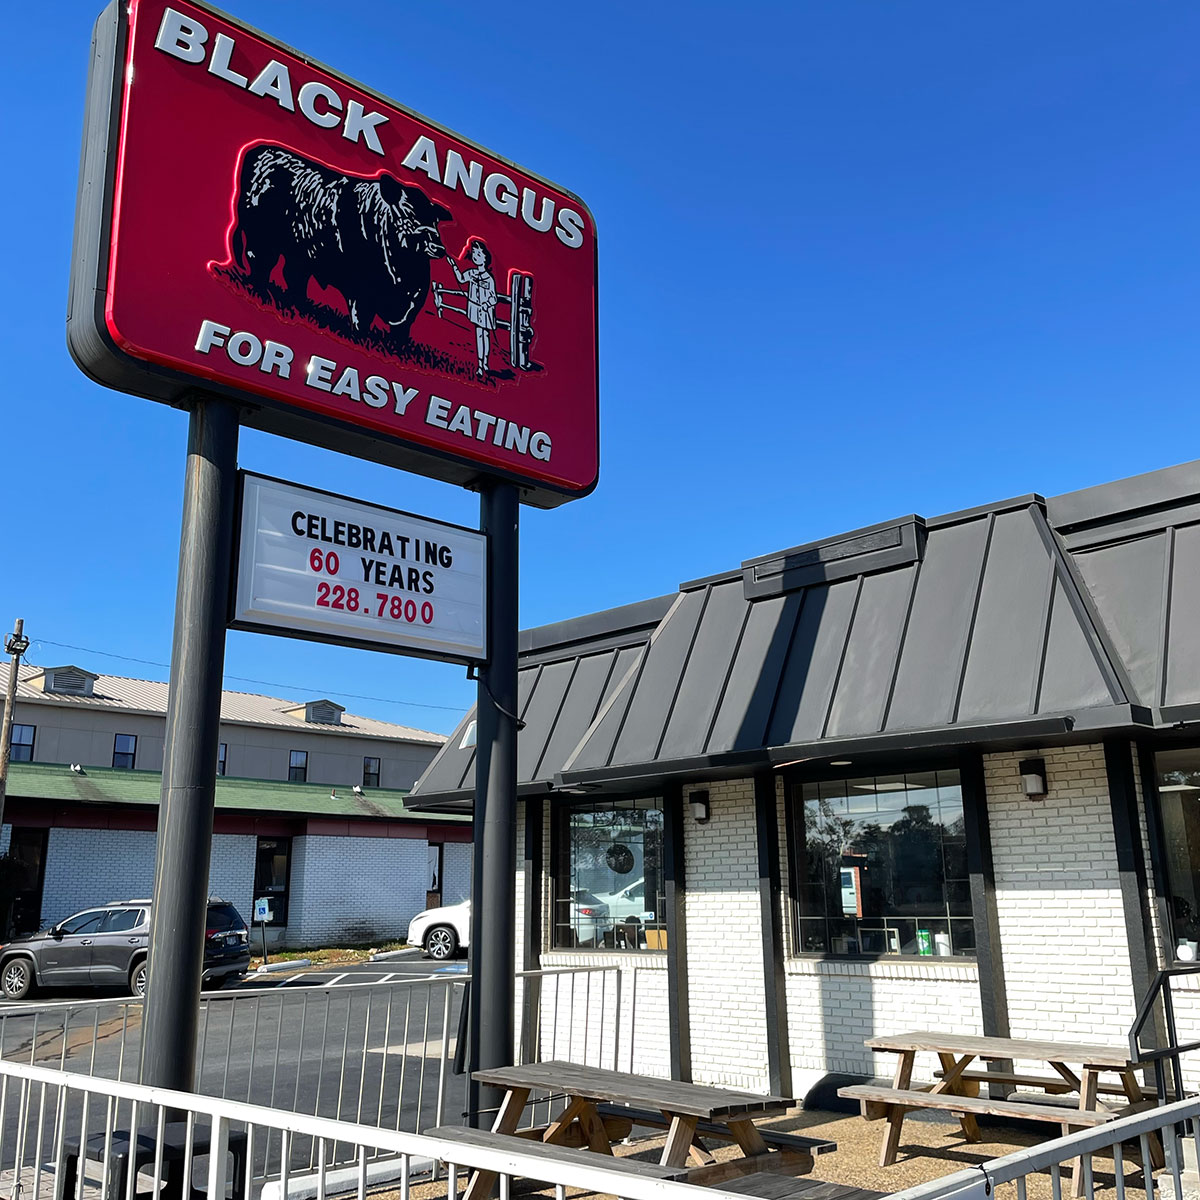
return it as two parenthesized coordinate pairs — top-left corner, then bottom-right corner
(838, 1031), (1158, 1198)
(430, 1059), (816, 1199)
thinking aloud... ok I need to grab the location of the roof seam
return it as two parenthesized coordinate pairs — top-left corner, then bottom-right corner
(1030, 505), (1136, 706)
(761, 589), (808, 748)
(821, 576), (865, 740)
(1030, 556), (1058, 715)
(591, 593), (685, 771)
(556, 590), (681, 777)
(878, 562), (922, 733)
(702, 598), (753, 756)
(949, 512), (997, 725)
(652, 587), (713, 763)
(1158, 526), (1176, 709)
(531, 659), (578, 782)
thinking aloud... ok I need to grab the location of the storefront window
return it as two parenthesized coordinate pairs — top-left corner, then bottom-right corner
(1153, 748), (1200, 961)
(791, 769), (973, 957)
(551, 798), (666, 951)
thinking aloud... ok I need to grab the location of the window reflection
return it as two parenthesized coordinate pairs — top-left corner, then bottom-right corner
(552, 798), (666, 952)
(793, 769), (973, 957)
(1154, 748), (1200, 961)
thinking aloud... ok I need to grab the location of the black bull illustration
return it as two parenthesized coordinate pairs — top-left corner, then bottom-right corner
(229, 145), (452, 344)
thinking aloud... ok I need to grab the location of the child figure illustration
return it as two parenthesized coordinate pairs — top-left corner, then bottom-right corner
(446, 239), (498, 379)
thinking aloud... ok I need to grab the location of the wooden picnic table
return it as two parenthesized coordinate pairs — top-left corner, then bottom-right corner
(840, 1031), (1156, 1198)
(457, 1059), (799, 1199)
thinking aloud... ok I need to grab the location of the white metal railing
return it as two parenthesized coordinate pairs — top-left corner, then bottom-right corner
(0, 966), (630, 1183)
(884, 1095), (1200, 1200)
(0, 1057), (746, 1200)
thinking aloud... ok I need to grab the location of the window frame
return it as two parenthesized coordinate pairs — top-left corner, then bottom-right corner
(549, 794), (668, 954)
(1143, 743), (1200, 964)
(99, 907), (144, 933)
(10, 725), (35, 763)
(288, 750), (308, 783)
(784, 761), (977, 964)
(112, 734), (137, 770)
(58, 909), (106, 936)
(217, 743), (227, 777)
(362, 756), (381, 788)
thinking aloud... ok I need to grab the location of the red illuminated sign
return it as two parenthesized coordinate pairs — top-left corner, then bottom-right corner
(70, 0), (598, 506)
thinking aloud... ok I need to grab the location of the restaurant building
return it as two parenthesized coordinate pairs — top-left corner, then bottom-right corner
(0, 664), (470, 947)
(409, 458), (1200, 1098)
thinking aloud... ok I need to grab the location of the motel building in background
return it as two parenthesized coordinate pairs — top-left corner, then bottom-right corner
(0, 665), (470, 947)
(409, 456), (1200, 1098)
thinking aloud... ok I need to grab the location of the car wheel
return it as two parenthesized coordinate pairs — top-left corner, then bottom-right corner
(1, 958), (33, 1001)
(130, 961), (148, 998)
(425, 926), (458, 960)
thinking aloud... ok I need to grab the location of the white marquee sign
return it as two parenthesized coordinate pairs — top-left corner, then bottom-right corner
(232, 473), (487, 663)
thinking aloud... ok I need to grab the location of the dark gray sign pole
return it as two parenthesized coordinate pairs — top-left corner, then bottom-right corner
(468, 479), (520, 1126)
(140, 396), (239, 1090)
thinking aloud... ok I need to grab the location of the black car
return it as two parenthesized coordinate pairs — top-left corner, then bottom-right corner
(0, 898), (250, 1001)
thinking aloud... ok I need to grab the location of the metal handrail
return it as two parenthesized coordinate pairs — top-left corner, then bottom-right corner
(1128, 964), (1200, 1104)
(0, 1056), (752, 1200)
(884, 1095), (1200, 1200)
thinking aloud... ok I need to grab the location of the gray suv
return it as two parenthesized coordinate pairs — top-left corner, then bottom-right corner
(0, 899), (250, 1001)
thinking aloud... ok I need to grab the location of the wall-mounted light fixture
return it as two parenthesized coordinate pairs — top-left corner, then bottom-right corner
(1018, 757), (1047, 800)
(689, 789), (710, 823)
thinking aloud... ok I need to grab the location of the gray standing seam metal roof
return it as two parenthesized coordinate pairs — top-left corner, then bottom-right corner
(411, 596), (674, 801)
(409, 458), (1200, 805)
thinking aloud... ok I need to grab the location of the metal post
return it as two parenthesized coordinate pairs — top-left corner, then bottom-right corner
(140, 397), (239, 1091)
(468, 481), (519, 1127)
(0, 618), (31, 835)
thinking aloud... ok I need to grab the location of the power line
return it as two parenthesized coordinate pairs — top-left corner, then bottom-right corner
(31, 638), (468, 714)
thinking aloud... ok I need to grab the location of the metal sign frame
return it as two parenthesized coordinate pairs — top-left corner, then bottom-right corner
(229, 470), (489, 666)
(68, 0), (599, 508)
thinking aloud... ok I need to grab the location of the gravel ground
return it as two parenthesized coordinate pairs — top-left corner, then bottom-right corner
(393, 1108), (1163, 1200)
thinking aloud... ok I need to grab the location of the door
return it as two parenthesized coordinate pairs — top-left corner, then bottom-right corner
(40, 909), (105, 984)
(6, 828), (47, 936)
(89, 908), (147, 985)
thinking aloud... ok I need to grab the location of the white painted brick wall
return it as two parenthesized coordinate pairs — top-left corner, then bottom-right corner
(785, 958), (983, 1088)
(538, 954), (671, 1078)
(443, 842), (472, 904)
(985, 744), (1136, 1048)
(35, 828), (257, 927)
(41, 829), (156, 922)
(207, 835), (257, 925)
(684, 778), (771, 1092)
(286, 834), (428, 945)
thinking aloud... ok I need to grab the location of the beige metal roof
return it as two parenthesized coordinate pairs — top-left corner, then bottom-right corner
(4, 664), (445, 745)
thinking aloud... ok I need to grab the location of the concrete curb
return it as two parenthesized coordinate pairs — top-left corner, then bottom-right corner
(254, 958), (310, 974)
(369, 947), (421, 962)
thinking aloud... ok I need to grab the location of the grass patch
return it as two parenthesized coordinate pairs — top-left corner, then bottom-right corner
(249, 940), (409, 970)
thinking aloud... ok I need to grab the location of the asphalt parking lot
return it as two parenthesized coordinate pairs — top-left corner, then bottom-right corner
(0, 947), (467, 1009)
(231, 953), (468, 991)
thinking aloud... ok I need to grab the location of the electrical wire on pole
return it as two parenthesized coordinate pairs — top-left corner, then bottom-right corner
(0, 619), (31, 833)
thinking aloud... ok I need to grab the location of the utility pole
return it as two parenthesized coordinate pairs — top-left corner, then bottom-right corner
(0, 619), (30, 835)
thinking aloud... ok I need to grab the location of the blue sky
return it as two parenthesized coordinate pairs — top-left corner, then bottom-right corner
(5, 2), (1199, 736)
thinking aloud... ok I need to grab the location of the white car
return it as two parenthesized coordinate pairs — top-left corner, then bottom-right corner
(407, 899), (470, 961)
(409, 891), (612, 957)
(595, 877), (653, 924)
